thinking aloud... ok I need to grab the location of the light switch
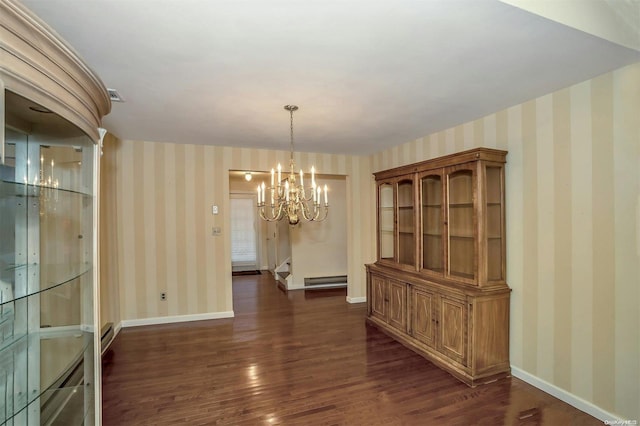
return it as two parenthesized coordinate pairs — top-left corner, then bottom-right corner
(212, 205), (218, 215)
(212, 226), (221, 236)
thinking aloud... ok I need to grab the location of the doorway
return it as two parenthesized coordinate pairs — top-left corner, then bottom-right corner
(230, 194), (259, 272)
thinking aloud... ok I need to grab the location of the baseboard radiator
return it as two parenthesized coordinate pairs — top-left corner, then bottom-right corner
(304, 275), (347, 289)
(101, 322), (114, 355)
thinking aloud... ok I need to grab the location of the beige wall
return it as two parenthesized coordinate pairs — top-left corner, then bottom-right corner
(370, 62), (640, 420)
(290, 175), (347, 288)
(100, 145), (375, 322)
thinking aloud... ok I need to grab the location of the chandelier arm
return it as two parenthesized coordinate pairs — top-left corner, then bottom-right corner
(258, 200), (287, 221)
(299, 200), (313, 221)
(275, 202), (286, 221)
(315, 206), (329, 222)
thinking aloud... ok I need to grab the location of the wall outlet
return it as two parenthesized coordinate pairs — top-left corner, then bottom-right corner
(160, 292), (166, 301)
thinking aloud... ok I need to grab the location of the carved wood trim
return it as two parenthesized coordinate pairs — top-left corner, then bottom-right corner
(0, 0), (111, 142)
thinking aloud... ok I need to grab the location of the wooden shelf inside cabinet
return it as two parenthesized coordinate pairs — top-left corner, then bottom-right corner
(369, 148), (509, 387)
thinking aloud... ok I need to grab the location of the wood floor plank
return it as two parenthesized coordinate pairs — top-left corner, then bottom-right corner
(102, 273), (600, 425)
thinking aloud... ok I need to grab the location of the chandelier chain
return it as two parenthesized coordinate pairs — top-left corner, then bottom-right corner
(290, 108), (295, 167)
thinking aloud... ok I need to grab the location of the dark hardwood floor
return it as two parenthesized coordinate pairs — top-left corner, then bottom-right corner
(102, 273), (600, 425)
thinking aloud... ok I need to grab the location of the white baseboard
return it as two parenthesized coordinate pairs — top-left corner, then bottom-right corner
(120, 311), (235, 328)
(510, 366), (622, 422)
(347, 296), (366, 303)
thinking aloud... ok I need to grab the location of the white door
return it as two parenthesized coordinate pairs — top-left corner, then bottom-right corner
(230, 194), (259, 271)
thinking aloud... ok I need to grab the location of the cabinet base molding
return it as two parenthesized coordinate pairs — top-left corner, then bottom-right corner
(366, 316), (511, 387)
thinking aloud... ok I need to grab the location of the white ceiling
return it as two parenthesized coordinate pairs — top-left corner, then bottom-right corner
(21, 0), (640, 155)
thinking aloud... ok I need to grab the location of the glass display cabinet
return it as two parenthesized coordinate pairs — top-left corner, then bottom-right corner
(1, 1), (110, 424)
(376, 178), (416, 269)
(367, 148), (510, 387)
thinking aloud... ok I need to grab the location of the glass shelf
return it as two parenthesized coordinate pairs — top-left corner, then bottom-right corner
(450, 234), (474, 239)
(0, 180), (93, 199)
(0, 263), (91, 306)
(449, 203), (473, 208)
(0, 329), (92, 425)
(423, 232), (442, 237)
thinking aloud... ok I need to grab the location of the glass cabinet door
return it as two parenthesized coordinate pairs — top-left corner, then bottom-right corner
(420, 173), (443, 274)
(1, 90), (96, 425)
(485, 165), (504, 282)
(447, 167), (476, 281)
(378, 183), (395, 261)
(397, 178), (415, 267)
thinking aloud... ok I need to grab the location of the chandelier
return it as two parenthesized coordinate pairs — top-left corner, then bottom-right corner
(257, 105), (328, 225)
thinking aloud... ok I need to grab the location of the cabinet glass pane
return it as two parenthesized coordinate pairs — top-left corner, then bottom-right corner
(486, 166), (503, 281)
(448, 170), (474, 280)
(421, 175), (442, 273)
(1, 91), (95, 425)
(397, 180), (414, 266)
(379, 184), (394, 260)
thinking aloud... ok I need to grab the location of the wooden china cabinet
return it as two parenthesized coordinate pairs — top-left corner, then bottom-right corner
(366, 148), (510, 386)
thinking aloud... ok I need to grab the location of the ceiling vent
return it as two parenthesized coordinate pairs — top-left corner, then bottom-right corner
(107, 88), (125, 103)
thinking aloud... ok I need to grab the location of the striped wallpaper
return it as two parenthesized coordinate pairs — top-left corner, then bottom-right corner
(99, 142), (375, 322)
(100, 62), (639, 420)
(370, 62), (640, 420)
